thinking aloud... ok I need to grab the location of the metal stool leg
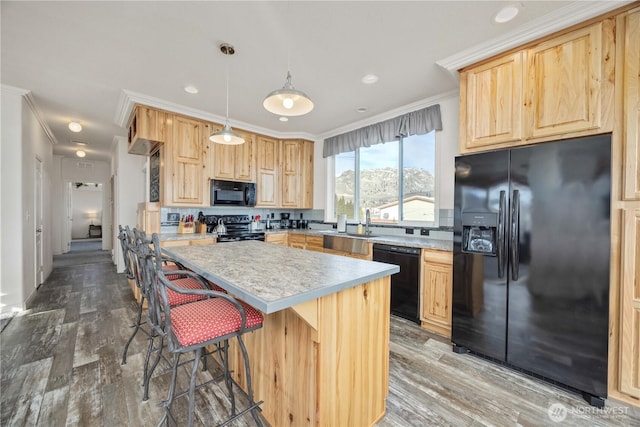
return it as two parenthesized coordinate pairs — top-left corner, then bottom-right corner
(121, 295), (145, 365)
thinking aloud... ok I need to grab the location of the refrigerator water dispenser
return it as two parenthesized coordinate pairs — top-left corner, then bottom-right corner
(461, 212), (498, 256)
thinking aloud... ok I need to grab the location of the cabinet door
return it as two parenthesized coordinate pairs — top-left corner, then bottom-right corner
(213, 143), (235, 180)
(171, 116), (206, 205)
(305, 236), (324, 252)
(265, 232), (287, 246)
(420, 250), (453, 337)
(288, 234), (306, 250)
(461, 51), (524, 151)
(234, 131), (255, 182)
(622, 9), (640, 200)
(281, 140), (302, 208)
(128, 106), (167, 155)
(619, 207), (640, 399)
(256, 136), (279, 207)
(301, 140), (314, 209)
(526, 22), (607, 139)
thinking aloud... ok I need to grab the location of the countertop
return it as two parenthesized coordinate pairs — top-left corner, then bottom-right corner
(267, 229), (454, 252)
(159, 227), (453, 251)
(161, 240), (399, 314)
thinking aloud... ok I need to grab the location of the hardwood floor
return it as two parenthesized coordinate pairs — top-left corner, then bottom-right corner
(1, 259), (638, 426)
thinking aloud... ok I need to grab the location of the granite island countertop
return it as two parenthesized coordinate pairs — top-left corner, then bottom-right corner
(162, 240), (399, 314)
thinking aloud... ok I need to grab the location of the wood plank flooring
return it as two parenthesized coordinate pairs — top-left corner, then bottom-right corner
(1, 258), (639, 426)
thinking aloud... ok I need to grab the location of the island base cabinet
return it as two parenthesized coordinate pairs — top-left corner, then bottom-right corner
(225, 277), (391, 427)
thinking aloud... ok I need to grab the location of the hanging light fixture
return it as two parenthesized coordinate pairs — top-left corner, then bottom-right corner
(263, 2), (313, 117)
(210, 43), (244, 145)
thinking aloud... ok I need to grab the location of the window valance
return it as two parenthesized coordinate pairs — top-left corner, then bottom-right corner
(323, 104), (442, 158)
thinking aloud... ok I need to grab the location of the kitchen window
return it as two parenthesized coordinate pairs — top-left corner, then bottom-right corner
(332, 131), (437, 225)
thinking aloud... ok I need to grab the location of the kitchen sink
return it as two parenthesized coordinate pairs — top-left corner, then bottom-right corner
(323, 234), (371, 256)
(345, 233), (378, 238)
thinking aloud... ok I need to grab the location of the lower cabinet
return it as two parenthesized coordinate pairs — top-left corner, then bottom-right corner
(159, 237), (216, 248)
(265, 232), (288, 246)
(288, 234), (306, 249)
(420, 249), (453, 338)
(287, 234), (324, 251)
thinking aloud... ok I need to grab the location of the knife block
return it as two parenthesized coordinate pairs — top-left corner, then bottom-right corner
(177, 221), (195, 234)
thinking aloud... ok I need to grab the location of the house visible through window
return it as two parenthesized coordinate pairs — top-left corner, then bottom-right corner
(333, 131), (436, 225)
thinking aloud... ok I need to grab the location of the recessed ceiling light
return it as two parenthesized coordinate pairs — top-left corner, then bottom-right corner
(68, 121), (82, 132)
(184, 85), (199, 94)
(76, 150), (86, 158)
(356, 107), (368, 113)
(279, 117), (289, 122)
(493, 5), (519, 24)
(361, 74), (379, 84)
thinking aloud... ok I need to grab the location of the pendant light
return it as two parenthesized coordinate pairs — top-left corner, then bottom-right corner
(210, 43), (244, 145)
(263, 2), (313, 117)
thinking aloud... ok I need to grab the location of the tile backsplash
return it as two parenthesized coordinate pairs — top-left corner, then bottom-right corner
(160, 207), (453, 240)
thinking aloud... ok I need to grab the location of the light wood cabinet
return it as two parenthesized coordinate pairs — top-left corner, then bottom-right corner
(265, 232), (288, 246)
(212, 130), (255, 182)
(164, 115), (208, 206)
(305, 236), (324, 252)
(324, 245), (372, 260)
(128, 105), (168, 155)
(619, 207), (640, 399)
(160, 237), (216, 247)
(420, 249), (453, 337)
(526, 21), (613, 139)
(287, 233), (324, 252)
(459, 19), (615, 153)
(460, 52), (524, 149)
(281, 140), (302, 208)
(288, 233), (306, 249)
(136, 202), (160, 235)
(614, 7), (640, 405)
(301, 140), (314, 209)
(255, 136), (279, 207)
(622, 9), (640, 201)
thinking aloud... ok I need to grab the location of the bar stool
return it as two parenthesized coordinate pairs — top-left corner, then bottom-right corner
(145, 232), (264, 427)
(121, 228), (204, 366)
(117, 225), (133, 280)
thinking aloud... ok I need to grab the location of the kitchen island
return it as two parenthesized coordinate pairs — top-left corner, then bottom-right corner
(162, 241), (399, 427)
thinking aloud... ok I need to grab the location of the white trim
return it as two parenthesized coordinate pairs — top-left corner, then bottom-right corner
(318, 89), (458, 142)
(23, 92), (58, 145)
(1, 85), (58, 145)
(436, 0), (634, 73)
(114, 89), (316, 141)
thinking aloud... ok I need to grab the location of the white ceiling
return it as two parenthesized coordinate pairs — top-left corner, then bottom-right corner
(1, 1), (629, 162)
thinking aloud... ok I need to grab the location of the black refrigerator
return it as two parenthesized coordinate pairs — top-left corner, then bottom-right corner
(451, 134), (611, 406)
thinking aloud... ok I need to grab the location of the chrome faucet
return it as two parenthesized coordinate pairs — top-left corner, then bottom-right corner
(365, 209), (371, 235)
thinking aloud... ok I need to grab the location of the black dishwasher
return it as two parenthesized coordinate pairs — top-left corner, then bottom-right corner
(373, 243), (421, 324)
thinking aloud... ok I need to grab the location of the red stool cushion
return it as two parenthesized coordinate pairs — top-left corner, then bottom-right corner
(165, 277), (208, 306)
(163, 264), (181, 281)
(170, 298), (264, 347)
(206, 280), (227, 293)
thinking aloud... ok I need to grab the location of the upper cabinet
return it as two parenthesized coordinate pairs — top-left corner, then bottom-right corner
(212, 131), (255, 182)
(128, 105), (168, 155)
(255, 136), (279, 207)
(460, 19), (615, 153)
(459, 52), (524, 150)
(164, 115), (209, 206)
(621, 8), (640, 201)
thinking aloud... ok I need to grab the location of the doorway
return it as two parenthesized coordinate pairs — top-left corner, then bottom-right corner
(35, 157), (44, 287)
(68, 182), (103, 252)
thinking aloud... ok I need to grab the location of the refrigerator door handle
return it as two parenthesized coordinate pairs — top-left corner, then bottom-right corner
(497, 190), (506, 278)
(510, 189), (520, 280)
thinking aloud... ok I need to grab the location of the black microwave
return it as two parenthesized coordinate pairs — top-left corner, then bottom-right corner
(211, 179), (256, 206)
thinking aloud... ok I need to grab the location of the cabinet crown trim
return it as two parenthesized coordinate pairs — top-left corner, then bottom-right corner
(436, 0), (632, 73)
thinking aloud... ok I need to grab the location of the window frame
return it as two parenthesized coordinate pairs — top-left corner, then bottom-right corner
(325, 131), (440, 227)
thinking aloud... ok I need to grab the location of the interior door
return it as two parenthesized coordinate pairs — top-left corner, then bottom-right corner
(35, 157), (44, 287)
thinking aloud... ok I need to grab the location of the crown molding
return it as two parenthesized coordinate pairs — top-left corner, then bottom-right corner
(436, 0), (634, 73)
(317, 89), (459, 142)
(2, 85), (57, 145)
(114, 89), (316, 141)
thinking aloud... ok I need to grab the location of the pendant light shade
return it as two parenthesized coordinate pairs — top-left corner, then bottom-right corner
(209, 43), (244, 145)
(210, 123), (245, 145)
(263, 71), (314, 116)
